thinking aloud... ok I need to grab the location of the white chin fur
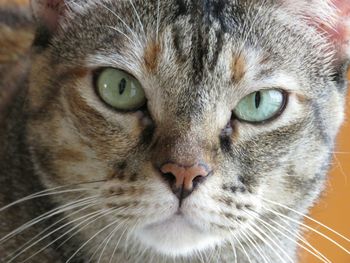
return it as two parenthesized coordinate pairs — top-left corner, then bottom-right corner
(133, 214), (222, 257)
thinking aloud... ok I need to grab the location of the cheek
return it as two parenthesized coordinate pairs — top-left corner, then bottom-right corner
(258, 137), (331, 204)
(27, 112), (108, 186)
(226, 121), (329, 192)
(27, 105), (142, 187)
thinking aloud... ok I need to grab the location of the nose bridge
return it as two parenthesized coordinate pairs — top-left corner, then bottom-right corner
(153, 124), (205, 166)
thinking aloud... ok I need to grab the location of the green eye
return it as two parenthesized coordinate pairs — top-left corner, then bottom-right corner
(233, 89), (287, 123)
(96, 68), (146, 111)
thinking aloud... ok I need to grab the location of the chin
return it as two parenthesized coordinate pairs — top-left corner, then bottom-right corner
(133, 214), (223, 257)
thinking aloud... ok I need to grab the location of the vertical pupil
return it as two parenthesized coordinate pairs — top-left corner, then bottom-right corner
(255, 91), (261, 109)
(119, 78), (127, 95)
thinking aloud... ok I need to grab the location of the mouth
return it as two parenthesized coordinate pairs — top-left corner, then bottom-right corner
(145, 210), (198, 230)
(133, 211), (222, 256)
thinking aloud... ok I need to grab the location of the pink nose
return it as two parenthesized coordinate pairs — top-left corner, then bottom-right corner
(160, 162), (210, 199)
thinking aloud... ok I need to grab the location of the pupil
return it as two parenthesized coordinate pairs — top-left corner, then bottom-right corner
(119, 78), (127, 95)
(255, 91), (261, 109)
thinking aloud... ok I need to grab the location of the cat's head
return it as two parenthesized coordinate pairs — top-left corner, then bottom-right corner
(26, 0), (349, 258)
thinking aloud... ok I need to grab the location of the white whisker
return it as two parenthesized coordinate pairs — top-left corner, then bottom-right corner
(66, 216), (122, 263)
(5, 197), (100, 259)
(106, 26), (134, 43)
(108, 226), (128, 263)
(265, 207), (350, 255)
(262, 197), (350, 243)
(9, 208), (116, 263)
(0, 188), (91, 213)
(277, 215), (328, 262)
(128, 0), (146, 38)
(246, 210), (330, 263)
(99, 2), (142, 47)
(96, 219), (127, 263)
(240, 228), (270, 263)
(229, 229), (253, 263)
(0, 195), (99, 244)
(247, 222), (291, 263)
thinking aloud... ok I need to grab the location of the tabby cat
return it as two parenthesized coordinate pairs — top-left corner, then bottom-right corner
(0, 0), (349, 262)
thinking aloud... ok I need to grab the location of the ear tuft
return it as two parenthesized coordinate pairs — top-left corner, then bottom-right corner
(31, 0), (67, 32)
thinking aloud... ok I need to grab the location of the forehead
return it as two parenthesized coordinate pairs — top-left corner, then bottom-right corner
(50, 0), (329, 115)
(55, 0), (325, 74)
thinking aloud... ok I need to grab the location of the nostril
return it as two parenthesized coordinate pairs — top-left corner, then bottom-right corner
(162, 172), (176, 186)
(192, 175), (206, 188)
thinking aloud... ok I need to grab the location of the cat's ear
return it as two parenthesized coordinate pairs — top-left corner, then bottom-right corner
(282, 0), (350, 60)
(31, 0), (67, 33)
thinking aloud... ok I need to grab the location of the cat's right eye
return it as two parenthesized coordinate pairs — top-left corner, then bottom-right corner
(95, 68), (146, 111)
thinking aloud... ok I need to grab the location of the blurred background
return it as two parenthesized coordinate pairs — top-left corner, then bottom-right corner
(0, 0), (349, 262)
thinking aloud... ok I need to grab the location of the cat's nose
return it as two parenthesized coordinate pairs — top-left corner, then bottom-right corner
(160, 162), (210, 200)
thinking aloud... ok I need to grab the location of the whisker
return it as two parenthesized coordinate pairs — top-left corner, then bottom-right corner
(0, 179), (106, 213)
(229, 229), (253, 263)
(247, 222), (291, 263)
(232, 237), (238, 263)
(90, 219), (126, 263)
(268, 215), (331, 263)
(9, 207), (114, 263)
(106, 25), (134, 43)
(108, 226), (128, 263)
(55, 207), (126, 250)
(97, 224), (120, 263)
(277, 215), (328, 261)
(246, 210), (330, 263)
(198, 248), (206, 263)
(262, 197), (350, 243)
(332, 153), (348, 183)
(4, 197), (100, 258)
(265, 207), (350, 255)
(240, 228), (270, 263)
(99, 2), (142, 47)
(0, 195), (99, 244)
(207, 243), (218, 263)
(66, 214), (123, 263)
(0, 189), (89, 213)
(128, 0), (146, 37)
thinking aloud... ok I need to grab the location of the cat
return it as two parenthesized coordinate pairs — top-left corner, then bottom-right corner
(0, 0), (349, 262)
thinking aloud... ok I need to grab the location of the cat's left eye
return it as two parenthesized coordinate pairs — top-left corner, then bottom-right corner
(95, 68), (146, 111)
(233, 89), (287, 123)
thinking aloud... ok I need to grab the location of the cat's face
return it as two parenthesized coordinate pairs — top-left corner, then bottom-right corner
(26, 0), (349, 258)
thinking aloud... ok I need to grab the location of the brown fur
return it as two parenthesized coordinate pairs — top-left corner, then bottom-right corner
(144, 40), (162, 73)
(231, 54), (246, 82)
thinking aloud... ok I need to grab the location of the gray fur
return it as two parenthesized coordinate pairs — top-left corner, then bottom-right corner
(0, 0), (349, 262)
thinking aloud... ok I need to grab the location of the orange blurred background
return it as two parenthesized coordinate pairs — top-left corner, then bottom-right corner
(1, 0), (350, 262)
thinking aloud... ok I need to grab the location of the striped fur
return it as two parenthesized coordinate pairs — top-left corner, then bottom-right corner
(0, 0), (349, 262)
